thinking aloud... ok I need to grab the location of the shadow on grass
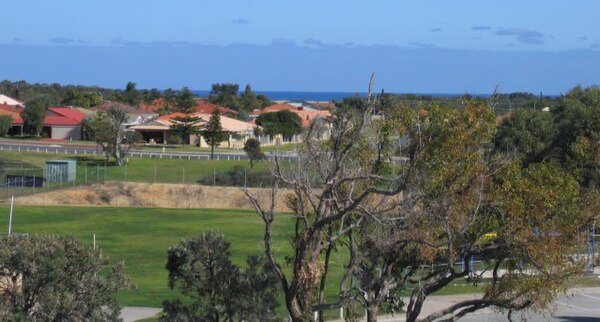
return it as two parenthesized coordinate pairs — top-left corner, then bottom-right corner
(68, 156), (116, 167)
(555, 317), (600, 322)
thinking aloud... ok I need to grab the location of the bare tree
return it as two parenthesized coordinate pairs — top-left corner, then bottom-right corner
(244, 75), (407, 321)
(84, 105), (135, 166)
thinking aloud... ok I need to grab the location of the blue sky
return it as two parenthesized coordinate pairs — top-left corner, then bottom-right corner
(1, 1), (599, 94)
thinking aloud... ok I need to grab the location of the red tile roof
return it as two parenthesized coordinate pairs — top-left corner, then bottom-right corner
(259, 103), (297, 113)
(156, 112), (187, 122)
(0, 104), (23, 124)
(195, 100), (237, 115)
(0, 104), (22, 114)
(0, 106), (88, 126)
(46, 107), (88, 125)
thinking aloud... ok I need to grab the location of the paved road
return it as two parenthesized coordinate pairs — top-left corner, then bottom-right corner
(122, 289), (600, 321)
(326, 288), (600, 322)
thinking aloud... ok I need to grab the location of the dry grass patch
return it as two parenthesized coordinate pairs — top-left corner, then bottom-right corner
(16, 182), (290, 211)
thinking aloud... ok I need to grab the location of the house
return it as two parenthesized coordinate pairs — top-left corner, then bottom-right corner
(130, 112), (255, 148)
(42, 108), (88, 140)
(3, 106), (87, 140)
(92, 102), (157, 128)
(0, 94), (24, 108)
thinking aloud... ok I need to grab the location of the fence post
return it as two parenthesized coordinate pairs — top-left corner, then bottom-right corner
(182, 167), (185, 185)
(154, 164), (157, 184)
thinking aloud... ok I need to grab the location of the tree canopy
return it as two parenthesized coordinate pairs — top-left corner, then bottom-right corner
(255, 110), (303, 139)
(207, 83), (240, 111)
(84, 105), (136, 165)
(22, 95), (54, 136)
(243, 81), (596, 322)
(162, 231), (279, 322)
(0, 115), (13, 137)
(174, 87), (197, 114)
(169, 115), (201, 145)
(119, 81), (142, 106)
(0, 235), (133, 321)
(243, 137), (264, 169)
(201, 109), (228, 159)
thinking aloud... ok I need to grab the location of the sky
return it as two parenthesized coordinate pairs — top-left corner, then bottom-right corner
(1, 1), (599, 94)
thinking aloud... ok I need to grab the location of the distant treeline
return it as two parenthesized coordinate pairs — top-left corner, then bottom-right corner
(0, 79), (560, 115)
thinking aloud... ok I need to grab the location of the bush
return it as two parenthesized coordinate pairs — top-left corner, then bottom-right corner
(161, 232), (279, 322)
(0, 115), (12, 137)
(0, 235), (134, 321)
(198, 165), (274, 187)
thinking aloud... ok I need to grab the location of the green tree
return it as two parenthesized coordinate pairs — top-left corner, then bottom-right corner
(335, 95), (366, 110)
(169, 115), (201, 145)
(243, 138), (264, 169)
(22, 95), (53, 136)
(162, 232), (279, 322)
(84, 105), (133, 165)
(493, 108), (557, 165)
(551, 85), (600, 187)
(256, 94), (272, 109)
(207, 83), (240, 110)
(62, 88), (103, 108)
(144, 88), (162, 103)
(0, 234), (133, 321)
(240, 84), (261, 112)
(120, 81), (141, 106)
(255, 110), (303, 140)
(0, 115), (13, 137)
(201, 109), (228, 159)
(174, 87), (197, 114)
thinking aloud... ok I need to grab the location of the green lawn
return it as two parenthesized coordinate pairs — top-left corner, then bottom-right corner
(0, 205), (293, 307)
(0, 150), (272, 190)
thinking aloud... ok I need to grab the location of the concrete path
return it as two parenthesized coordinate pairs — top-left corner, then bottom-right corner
(120, 288), (600, 321)
(120, 307), (161, 322)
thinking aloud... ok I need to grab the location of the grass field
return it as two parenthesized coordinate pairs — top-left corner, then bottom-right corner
(0, 203), (597, 320)
(0, 151), (274, 202)
(0, 205), (294, 307)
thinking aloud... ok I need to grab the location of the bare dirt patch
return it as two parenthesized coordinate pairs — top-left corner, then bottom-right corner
(15, 181), (290, 212)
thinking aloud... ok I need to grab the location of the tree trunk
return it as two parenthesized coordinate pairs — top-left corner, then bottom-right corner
(211, 144), (215, 159)
(317, 226), (334, 322)
(406, 290), (426, 322)
(285, 293), (305, 322)
(367, 303), (379, 322)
